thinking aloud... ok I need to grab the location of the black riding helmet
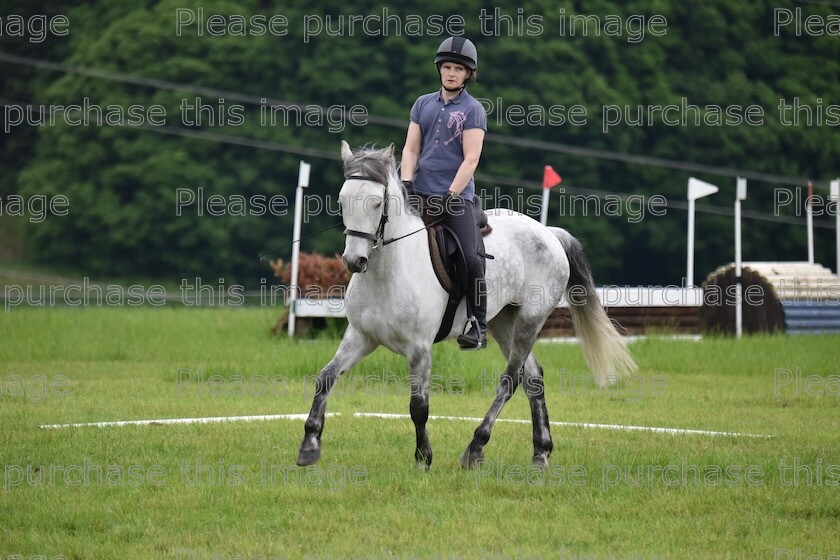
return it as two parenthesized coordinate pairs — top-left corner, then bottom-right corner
(434, 37), (477, 90)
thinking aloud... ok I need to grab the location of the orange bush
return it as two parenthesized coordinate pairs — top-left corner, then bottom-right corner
(269, 252), (350, 294)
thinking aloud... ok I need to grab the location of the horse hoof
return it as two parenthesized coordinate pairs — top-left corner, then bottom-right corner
(459, 447), (484, 470)
(532, 454), (549, 469)
(415, 449), (433, 471)
(296, 447), (321, 467)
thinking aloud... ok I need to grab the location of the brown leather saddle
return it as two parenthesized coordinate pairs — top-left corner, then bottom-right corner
(413, 195), (493, 342)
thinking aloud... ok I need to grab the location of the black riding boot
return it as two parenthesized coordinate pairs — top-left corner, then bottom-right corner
(457, 277), (487, 350)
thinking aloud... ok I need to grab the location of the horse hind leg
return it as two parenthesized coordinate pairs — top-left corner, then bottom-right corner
(488, 312), (553, 466)
(522, 353), (553, 467)
(461, 308), (545, 469)
(297, 325), (377, 466)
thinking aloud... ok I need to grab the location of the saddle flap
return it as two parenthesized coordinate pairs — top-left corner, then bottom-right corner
(427, 226), (454, 294)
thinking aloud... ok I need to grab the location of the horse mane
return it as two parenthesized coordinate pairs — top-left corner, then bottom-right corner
(343, 144), (396, 187)
(343, 143), (418, 216)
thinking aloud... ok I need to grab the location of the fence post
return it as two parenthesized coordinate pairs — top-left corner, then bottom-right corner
(288, 161), (311, 337)
(735, 177), (747, 338)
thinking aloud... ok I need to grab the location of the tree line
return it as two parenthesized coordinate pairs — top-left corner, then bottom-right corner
(2, 0), (838, 286)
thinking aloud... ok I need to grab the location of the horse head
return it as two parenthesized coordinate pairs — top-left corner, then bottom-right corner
(338, 140), (396, 273)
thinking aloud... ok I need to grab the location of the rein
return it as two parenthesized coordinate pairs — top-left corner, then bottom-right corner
(343, 175), (440, 248)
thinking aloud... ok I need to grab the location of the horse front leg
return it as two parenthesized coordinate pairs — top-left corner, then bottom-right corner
(297, 325), (376, 466)
(407, 344), (433, 470)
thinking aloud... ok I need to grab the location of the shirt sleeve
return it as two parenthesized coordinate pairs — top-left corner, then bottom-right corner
(465, 100), (488, 132)
(409, 97), (422, 124)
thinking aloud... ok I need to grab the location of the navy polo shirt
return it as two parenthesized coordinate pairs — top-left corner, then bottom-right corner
(409, 88), (487, 198)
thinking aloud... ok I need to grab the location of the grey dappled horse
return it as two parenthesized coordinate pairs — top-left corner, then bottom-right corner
(296, 141), (637, 470)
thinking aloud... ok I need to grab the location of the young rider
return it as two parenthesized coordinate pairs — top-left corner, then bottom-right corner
(400, 37), (488, 350)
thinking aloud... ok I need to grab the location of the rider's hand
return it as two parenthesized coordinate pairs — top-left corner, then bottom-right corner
(443, 190), (465, 216)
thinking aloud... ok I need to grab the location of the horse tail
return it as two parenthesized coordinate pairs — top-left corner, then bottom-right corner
(549, 227), (638, 387)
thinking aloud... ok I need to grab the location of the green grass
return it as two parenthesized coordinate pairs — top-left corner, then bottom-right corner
(1, 307), (839, 559)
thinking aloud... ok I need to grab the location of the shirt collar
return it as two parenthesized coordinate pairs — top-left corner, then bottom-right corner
(437, 88), (466, 105)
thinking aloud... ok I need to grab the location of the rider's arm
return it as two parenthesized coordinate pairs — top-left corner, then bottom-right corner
(446, 128), (485, 195)
(401, 122), (422, 183)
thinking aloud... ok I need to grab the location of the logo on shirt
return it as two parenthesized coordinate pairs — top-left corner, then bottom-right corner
(444, 111), (467, 145)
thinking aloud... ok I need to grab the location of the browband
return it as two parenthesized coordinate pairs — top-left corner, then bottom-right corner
(344, 175), (384, 183)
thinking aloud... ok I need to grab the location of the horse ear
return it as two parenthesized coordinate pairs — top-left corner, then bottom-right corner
(340, 140), (353, 162)
(385, 143), (395, 159)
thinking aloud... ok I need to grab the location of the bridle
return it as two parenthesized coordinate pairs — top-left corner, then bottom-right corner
(342, 175), (390, 248)
(342, 175), (440, 249)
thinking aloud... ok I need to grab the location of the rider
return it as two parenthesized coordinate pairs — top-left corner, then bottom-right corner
(400, 37), (488, 350)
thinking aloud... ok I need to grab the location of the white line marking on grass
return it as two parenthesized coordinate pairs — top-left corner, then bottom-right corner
(353, 412), (772, 438)
(41, 411), (772, 439)
(538, 334), (703, 344)
(39, 413), (338, 429)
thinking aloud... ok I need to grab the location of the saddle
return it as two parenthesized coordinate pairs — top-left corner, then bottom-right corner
(415, 195), (493, 343)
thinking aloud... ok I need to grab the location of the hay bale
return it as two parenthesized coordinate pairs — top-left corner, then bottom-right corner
(700, 262), (840, 335)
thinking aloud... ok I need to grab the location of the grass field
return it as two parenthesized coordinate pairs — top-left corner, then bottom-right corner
(2, 307), (839, 559)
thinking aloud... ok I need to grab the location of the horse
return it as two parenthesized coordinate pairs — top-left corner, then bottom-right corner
(296, 140), (637, 470)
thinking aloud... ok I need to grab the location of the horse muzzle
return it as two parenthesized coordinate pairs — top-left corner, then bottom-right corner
(342, 254), (368, 274)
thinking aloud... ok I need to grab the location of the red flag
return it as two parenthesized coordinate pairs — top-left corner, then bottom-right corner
(543, 165), (562, 189)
